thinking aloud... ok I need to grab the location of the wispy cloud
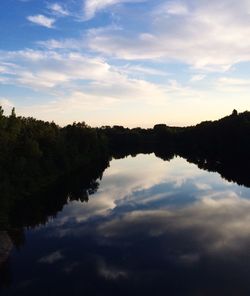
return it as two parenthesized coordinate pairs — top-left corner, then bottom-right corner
(48, 3), (69, 16)
(86, 0), (250, 71)
(83, 0), (145, 20)
(0, 47), (237, 126)
(153, 1), (189, 16)
(190, 74), (206, 82)
(27, 14), (56, 28)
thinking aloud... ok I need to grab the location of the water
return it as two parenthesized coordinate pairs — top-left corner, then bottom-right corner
(1, 154), (250, 295)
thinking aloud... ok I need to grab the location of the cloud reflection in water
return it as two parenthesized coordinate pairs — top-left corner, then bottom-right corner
(3, 154), (250, 295)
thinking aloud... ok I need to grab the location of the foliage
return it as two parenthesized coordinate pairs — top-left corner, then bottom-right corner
(0, 108), (109, 203)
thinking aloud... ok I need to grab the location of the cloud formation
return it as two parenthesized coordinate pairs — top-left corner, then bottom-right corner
(87, 0), (250, 71)
(1, 0), (250, 126)
(27, 14), (55, 28)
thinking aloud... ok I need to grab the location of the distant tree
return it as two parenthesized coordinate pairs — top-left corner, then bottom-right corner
(10, 107), (16, 118)
(232, 109), (238, 116)
(0, 106), (3, 117)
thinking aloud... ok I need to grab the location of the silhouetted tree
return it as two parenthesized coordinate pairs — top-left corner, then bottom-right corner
(232, 109), (238, 116)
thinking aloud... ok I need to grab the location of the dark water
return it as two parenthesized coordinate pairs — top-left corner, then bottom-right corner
(1, 154), (250, 295)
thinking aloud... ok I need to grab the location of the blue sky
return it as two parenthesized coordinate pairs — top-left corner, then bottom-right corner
(0, 0), (250, 127)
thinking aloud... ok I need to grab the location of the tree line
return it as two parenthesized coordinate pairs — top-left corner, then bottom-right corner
(1, 107), (250, 229)
(1, 107), (250, 197)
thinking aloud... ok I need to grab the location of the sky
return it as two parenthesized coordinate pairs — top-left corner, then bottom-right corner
(0, 0), (250, 127)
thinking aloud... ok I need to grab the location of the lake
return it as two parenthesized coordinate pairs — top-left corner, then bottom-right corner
(1, 154), (250, 295)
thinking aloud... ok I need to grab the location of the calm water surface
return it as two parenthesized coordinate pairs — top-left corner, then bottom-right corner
(2, 154), (250, 295)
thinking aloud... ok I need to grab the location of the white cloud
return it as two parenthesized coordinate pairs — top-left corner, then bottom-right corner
(33, 0), (250, 73)
(0, 38), (246, 126)
(119, 64), (168, 77)
(0, 48), (241, 126)
(27, 14), (56, 28)
(86, 0), (250, 71)
(83, 0), (144, 20)
(48, 3), (69, 16)
(0, 49), (176, 103)
(0, 50), (117, 89)
(0, 48), (181, 125)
